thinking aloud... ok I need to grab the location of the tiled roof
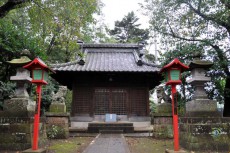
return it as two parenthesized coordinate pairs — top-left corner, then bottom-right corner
(51, 43), (160, 73)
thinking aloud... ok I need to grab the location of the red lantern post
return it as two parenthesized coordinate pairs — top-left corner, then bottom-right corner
(160, 58), (189, 151)
(23, 58), (55, 150)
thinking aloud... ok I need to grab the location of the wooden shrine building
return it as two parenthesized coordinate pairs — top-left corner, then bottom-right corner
(51, 43), (161, 121)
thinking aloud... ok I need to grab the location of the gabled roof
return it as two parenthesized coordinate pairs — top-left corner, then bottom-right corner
(51, 43), (160, 73)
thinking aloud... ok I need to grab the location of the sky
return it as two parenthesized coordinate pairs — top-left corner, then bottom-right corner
(99, 0), (157, 56)
(100, 0), (150, 29)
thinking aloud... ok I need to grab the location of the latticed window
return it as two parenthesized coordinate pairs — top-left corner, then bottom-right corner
(129, 88), (147, 116)
(73, 86), (148, 116)
(73, 87), (92, 115)
(94, 89), (110, 115)
(94, 88), (127, 115)
(111, 89), (127, 115)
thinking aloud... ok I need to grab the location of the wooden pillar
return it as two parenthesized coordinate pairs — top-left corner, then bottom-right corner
(146, 87), (150, 116)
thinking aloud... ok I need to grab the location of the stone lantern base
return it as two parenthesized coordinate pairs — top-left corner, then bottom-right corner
(186, 99), (221, 117)
(2, 97), (35, 117)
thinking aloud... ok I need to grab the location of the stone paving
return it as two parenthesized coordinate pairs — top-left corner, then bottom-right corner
(82, 134), (130, 153)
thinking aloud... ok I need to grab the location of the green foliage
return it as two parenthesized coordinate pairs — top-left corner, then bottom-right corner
(176, 93), (186, 116)
(24, 0), (99, 63)
(145, 54), (156, 63)
(47, 125), (65, 139)
(149, 97), (156, 114)
(0, 0), (100, 69)
(0, 81), (15, 110)
(41, 79), (59, 114)
(0, 18), (46, 81)
(109, 11), (149, 44)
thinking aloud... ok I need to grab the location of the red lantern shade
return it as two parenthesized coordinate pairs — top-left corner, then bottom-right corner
(23, 58), (55, 85)
(160, 58), (189, 85)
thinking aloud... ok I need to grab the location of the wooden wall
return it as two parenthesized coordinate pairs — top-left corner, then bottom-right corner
(69, 72), (158, 116)
(71, 86), (149, 117)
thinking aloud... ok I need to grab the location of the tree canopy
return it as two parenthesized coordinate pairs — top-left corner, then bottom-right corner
(0, 0), (100, 81)
(109, 11), (149, 44)
(142, 0), (230, 116)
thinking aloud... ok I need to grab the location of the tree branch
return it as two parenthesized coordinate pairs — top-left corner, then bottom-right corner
(166, 18), (176, 37)
(46, 34), (56, 56)
(0, 0), (31, 18)
(162, 23), (230, 75)
(184, 1), (230, 34)
(210, 44), (230, 76)
(220, 0), (230, 9)
(165, 18), (209, 43)
(198, 0), (202, 12)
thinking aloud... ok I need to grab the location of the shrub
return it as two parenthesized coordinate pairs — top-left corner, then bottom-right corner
(0, 81), (15, 110)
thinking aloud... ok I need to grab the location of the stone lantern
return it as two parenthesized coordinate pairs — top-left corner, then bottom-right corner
(4, 49), (35, 116)
(7, 49), (32, 97)
(186, 56), (220, 117)
(180, 55), (229, 152)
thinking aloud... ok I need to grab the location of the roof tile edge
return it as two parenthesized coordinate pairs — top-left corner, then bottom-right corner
(82, 43), (139, 48)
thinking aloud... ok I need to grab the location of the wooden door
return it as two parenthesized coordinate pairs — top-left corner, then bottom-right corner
(94, 88), (127, 115)
(111, 89), (127, 115)
(94, 88), (110, 115)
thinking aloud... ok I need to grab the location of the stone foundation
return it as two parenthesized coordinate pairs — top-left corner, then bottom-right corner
(180, 117), (230, 151)
(152, 103), (173, 139)
(0, 117), (47, 151)
(45, 112), (70, 139)
(49, 103), (66, 113)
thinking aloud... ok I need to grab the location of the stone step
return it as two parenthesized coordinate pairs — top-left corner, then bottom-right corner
(69, 127), (87, 132)
(88, 126), (134, 130)
(88, 122), (133, 127)
(71, 122), (89, 128)
(70, 121), (151, 133)
(71, 116), (93, 122)
(88, 123), (134, 133)
(99, 130), (124, 134)
(88, 126), (134, 132)
(128, 116), (151, 122)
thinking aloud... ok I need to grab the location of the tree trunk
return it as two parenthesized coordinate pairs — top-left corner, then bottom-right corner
(223, 76), (230, 117)
(210, 44), (230, 117)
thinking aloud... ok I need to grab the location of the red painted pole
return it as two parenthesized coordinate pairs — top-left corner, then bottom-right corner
(171, 84), (179, 151)
(32, 84), (42, 150)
